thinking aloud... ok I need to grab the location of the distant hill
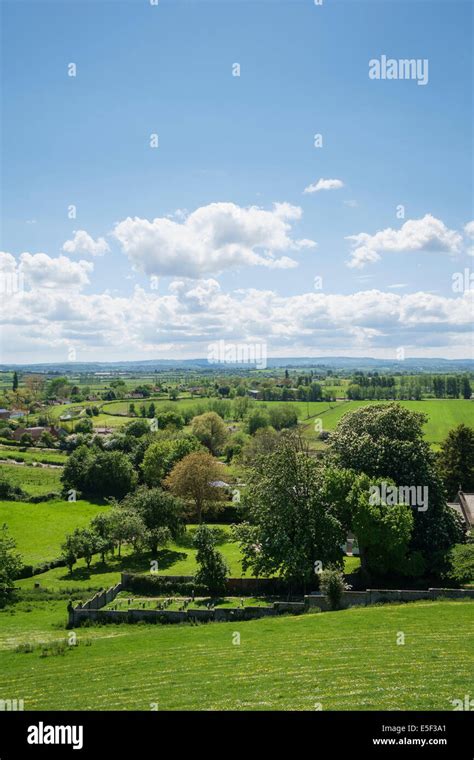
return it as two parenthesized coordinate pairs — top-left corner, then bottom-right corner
(0, 357), (473, 373)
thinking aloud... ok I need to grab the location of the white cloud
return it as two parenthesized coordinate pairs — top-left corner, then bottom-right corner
(345, 214), (463, 268)
(303, 178), (344, 194)
(0, 252), (93, 290)
(1, 280), (472, 362)
(464, 221), (474, 240)
(112, 202), (315, 278)
(62, 230), (110, 257)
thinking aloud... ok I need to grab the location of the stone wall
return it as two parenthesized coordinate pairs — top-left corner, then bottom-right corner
(69, 580), (474, 626)
(305, 587), (474, 610)
(69, 602), (302, 627)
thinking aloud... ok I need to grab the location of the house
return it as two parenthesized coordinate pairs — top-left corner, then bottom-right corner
(12, 425), (62, 443)
(448, 491), (474, 530)
(0, 409), (11, 420)
(247, 389), (263, 400)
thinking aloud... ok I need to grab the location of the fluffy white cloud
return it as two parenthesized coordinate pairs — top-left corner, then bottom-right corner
(0, 279), (472, 362)
(0, 252), (93, 290)
(112, 202), (315, 278)
(62, 230), (110, 257)
(464, 221), (474, 238)
(346, 214), (463, 268)
(303, 178), (344, 194)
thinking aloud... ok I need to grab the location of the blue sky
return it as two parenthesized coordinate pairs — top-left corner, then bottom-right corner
(1, 0), (473, 362)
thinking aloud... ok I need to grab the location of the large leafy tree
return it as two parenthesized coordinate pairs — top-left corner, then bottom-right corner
(330, 403), (464, 575)
(141, 435), (202, 487)
(119, 486), (184, 554)
(437, 424), (474, 499)
(165, 451), (227, 523)
(234, 433), (345, 588)
(191, 412), (228, 454)
(61, 446), (137, 499)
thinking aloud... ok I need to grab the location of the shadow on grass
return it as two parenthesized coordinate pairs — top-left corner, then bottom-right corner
(59, 549), (188, 582)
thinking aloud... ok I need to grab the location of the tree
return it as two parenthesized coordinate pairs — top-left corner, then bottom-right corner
(348, 473), (417, 577)
(19, 433), (33, 447)
(330, 403), (464, 576)
(74, 417), (93, 434)
(107, 508), (147, 556)
(39, 430), (55, 448)
(61, 446), (137, 499)
(119, 486), (184, 554)
(124, 418), (151, 438)
(142, 435), (202, 486)
(191, 412), (228, 454)
(193, 525), (229, 593)
(12, 372), (18, 392)
(165, 451), (227, 523)
(61, 532), (81, 575)
(461, 375), (472, 400)
(246, 408), (270, 436)
(0, 524), (23, 606)
(233, 433), (345, 588)
(90, 513), (115, 563)
(239, 426), (280, 466)
(437, 424), (474, 499)
(73, 528), (101, 569)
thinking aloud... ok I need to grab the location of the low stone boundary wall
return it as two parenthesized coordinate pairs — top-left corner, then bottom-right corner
(305, 587), (474, 611)
(69, 602), (306, 627)
(71, 582), (122, 620)
(68, 581), (474, 626)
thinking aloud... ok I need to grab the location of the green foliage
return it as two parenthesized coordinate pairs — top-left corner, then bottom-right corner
(0, 524), (23, 606)
(191, 412), (228, 454)
(330, 403), (464, 576)
(246, 408), (270, 436)
(437, 424), (474, 499)
(119, 486), (184, 554)
(236, 433), (345, 586)
(61, 446), (137, 499)
(319, 568), (349, 610)
(443, 544), (474, 585)
(193, 525), (229, 593)
(141, 435), (201, 486)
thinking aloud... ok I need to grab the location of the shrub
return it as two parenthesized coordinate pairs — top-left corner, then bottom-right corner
(319, 568), (350, 610)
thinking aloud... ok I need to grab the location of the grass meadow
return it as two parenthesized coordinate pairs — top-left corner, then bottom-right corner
(0, 600), (471, 710)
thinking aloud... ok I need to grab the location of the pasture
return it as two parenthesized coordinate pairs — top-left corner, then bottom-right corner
(0, 499), (108, 566)
(0, 462), (62, 496)
(0, 600), (471, 710)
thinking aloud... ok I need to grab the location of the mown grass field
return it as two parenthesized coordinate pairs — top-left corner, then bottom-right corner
(0, 500), (108, 566)
(0, 600), (471, 710)
(301, 399), (474, 445)
(0, 462), (62, 496)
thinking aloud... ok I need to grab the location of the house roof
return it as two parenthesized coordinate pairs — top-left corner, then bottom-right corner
(449, 491), (474, 528)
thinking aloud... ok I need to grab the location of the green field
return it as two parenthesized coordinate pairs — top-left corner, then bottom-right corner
(301, 399), (474, 445)
(0, 462), (62, 496)
(0, 500), (108, 566)
(15, 524), (245, 591)
(0, 446), (67, 466)
(0, 600), (471, 710)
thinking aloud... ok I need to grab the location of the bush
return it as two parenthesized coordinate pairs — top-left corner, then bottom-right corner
(443, 544), (474, 586)
(319, 568), (350, 610)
